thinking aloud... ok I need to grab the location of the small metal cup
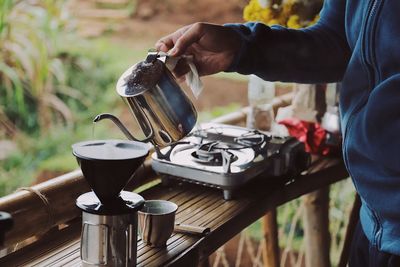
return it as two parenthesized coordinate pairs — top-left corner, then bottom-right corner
(138, 200), (178, 247)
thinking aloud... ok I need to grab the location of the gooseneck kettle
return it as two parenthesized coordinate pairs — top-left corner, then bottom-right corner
(94, 51), (197, 151)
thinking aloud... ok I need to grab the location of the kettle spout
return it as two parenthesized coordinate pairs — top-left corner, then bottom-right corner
(93, 113), (138, 141)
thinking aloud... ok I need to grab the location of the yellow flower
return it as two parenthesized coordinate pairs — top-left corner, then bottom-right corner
(260, 9), (273, 22)
(287, 15), (301, 29)
(243, 0), (321, 28)
(267, 19), (280, 26)
(243, 5), (253, 21)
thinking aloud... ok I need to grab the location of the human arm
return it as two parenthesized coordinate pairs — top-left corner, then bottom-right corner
(225, 0), (351, 83)
(155, 0), (351, 84)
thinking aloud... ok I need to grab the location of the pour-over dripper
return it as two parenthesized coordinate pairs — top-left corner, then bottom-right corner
(72, 140), (149, 205)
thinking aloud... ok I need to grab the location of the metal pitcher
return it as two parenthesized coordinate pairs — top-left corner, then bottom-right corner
(94, 52), (197, 148)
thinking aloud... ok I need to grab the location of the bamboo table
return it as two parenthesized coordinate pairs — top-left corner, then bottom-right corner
(0, 157), (348, 267)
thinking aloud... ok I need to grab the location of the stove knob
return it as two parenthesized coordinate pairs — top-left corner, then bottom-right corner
(295, 150), (311, 172)
(0, 212), (13, 246)
(285, 141), (311, 176)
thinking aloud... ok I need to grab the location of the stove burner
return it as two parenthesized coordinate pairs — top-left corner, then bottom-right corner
(191, 142), (238, 169)
(191, 142), (238, 173)
(235, 131), (266, 147)
(192, 127), (270, 151)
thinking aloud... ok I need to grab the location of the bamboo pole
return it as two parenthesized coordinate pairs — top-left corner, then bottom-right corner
(211, 92), (293, 125)
(261, 210), (280, 267)
(338, 194), (361, 267)
(301, 83), (330, 267)
(303, 186), (331, 267)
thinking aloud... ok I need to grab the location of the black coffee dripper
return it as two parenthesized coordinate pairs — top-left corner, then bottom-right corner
(72, 140), (149, 210)
(73, 140), (148, 266)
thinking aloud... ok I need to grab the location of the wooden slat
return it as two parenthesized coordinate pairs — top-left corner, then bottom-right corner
(139, 237), (196, 267)
(0, 221), (81, 266)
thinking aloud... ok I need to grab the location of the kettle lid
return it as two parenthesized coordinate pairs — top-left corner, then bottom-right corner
(72, 139), (149, 161)
(76, 191), (145, 215)
(116, 59), (164, 97)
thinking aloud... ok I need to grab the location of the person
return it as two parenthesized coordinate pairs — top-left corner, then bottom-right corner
(155, 1), (400, 266)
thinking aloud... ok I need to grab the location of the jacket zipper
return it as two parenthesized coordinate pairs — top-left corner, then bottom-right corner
(343, 0), (377, 151)
(343, 0), (381, 151)
(363, 0), (381, 86)
(343, 0), (384, 247)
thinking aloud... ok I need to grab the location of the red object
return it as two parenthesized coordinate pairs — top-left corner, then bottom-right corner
(279, 118), (330, 155)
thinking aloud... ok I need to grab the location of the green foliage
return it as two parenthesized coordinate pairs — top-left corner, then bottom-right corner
(0, 34), (149, 196)
(0, 0), (83, 133)
(0, 0), (145, 195)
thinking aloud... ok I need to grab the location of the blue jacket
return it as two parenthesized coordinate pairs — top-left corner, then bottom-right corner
(226, 0), (400, 255)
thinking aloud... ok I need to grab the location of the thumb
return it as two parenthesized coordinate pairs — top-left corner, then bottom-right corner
(170, 23), (203, 57)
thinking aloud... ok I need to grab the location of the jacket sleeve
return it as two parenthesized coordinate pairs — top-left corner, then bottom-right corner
(225, 0), (351, 84)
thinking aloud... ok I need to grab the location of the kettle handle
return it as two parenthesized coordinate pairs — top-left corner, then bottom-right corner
(93, 113), (153, 143)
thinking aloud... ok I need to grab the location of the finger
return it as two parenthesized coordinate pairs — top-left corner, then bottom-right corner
(155, 36), (175, 52)
(170, 23), (204, 57)
(176, 75), (186, 83)
(155, 42), (169, 53)
(155, 25), (191, 52)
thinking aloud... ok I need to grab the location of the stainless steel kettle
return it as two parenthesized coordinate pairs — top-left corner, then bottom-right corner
(94, 51), (197, 149)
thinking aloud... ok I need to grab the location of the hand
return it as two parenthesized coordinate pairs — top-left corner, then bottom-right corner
(155, 22), (241, 77)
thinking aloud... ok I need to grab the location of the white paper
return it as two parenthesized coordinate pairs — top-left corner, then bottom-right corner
(185, 60), (203, 98)
(163, 54), (203, 99)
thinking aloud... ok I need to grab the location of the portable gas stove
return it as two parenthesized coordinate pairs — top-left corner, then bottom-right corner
(151, 123), (310, 200)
